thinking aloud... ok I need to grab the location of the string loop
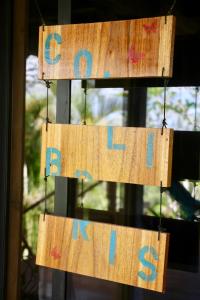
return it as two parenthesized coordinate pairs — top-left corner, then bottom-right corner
(161, 79), (169, 135)
(43, 80), (52, 131)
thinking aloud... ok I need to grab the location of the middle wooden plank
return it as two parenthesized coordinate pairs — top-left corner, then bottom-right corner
(40, 124), (174, 187)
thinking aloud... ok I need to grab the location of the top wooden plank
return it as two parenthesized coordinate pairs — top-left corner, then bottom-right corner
(38, 16), (176, 79)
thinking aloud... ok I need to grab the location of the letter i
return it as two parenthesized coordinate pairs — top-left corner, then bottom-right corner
(109, 230), (117, 265)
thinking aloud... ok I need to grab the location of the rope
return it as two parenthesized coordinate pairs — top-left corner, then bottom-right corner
(44, 80), (52, 130)
(194, 87), (199, 132)
(43, 80), (52, 220)
(82, 82), (87, 125)
(34, 0), (46, 26)
(159, 78), (169, 237)
(193, 87), (199, 203)
(80, 81), (88, 208)
(167, 0), (177, 15)
(161, 79), (169, 135)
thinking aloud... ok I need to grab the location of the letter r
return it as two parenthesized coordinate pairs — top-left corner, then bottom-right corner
(72, 220), (90, 241)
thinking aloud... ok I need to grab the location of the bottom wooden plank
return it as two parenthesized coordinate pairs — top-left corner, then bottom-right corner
(36, 215), (169, 292)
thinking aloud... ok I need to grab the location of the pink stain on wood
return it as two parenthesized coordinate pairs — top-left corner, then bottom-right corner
(50, 247), (61, 260)
(128, 47), (144, 64)
(143, 21), (158, 33)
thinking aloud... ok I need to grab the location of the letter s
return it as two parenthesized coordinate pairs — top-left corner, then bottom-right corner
(138, 246), (158, 282)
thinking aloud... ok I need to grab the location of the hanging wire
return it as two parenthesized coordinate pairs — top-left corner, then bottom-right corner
(79, 81), (88, 208)
(34, 0), (46, 26)
(43, 80), (52, 219)
(194, 87), (199, 132)
(161, 79), (169, 134)
(165, 0), (176, 24)
(158, 78), (169, 237)
(167, 0), (177, 15)
(44, 80), (52, 131)
(193, 87), (199, 203)
(82, 82), (87, 125)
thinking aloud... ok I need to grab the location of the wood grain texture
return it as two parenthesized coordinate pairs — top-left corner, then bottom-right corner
(40, 124), (174, 187)
(36, 215), (169, 292)
(38, 16), (176, 79)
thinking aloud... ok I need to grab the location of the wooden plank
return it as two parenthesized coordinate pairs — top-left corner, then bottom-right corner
(38, 16), (176, 80)
(40, 124), (173, 187)
(36, 215), (169, 292)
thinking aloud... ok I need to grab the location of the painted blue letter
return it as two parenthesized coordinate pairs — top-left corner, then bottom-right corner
(107, 126), (126, 150)
(72, 220), (90, 241)
(109, 230), (117, 265)
(45, 33), (62, 64)
(146, 133), (154, 168)
(46, 147), (61, 176)
(138, 246), (158, 282)
(74, 49), (93, 78)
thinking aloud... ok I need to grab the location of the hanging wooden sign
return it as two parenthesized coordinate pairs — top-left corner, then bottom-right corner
(38, 16), (175, 80)
(40, 124), (173, 187)
(36, 215), (169, 292)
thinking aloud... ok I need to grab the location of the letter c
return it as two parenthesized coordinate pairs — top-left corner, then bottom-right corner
(45, 33), (62, 65)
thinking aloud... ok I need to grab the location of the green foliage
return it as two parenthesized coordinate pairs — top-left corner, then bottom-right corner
(77, 181), (108, 210)
(25, 82), (56, 191)
(25, 99), (46, 190)
(23, 196), (54, 254)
